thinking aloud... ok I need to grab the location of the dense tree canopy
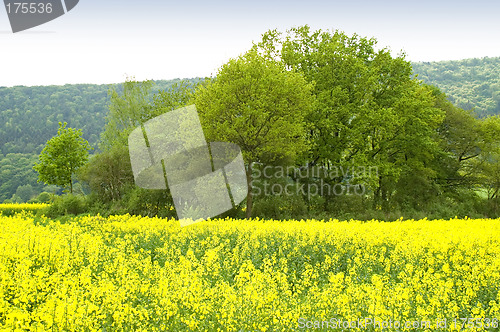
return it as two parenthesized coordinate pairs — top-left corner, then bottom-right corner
(79, 79), (198, 215)
(195, 48), (314, 217)
(0, 78), (202, 156)
(255, 26), (446, 211)
(0, 153), (45, 202)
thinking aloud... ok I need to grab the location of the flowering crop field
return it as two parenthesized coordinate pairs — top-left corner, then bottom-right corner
(0, 204), (48, 216)
(0, 212), (499, 331)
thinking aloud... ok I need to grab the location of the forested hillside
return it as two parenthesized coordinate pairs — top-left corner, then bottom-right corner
(0, 78), (202, 155)
(412, 56), (500, 117)
(0, 78), (201, 202)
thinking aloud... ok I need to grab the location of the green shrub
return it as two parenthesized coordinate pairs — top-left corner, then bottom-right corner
(42, 194), (88, 218)
(253, 193), (307, 219)
(36, 192), (52, 204)
(125, 187), (175, 218)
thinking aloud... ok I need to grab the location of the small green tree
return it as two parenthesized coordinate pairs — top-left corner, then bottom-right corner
(34, 122), (92, 193)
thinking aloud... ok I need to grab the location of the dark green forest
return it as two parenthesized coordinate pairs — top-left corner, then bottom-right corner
(1, 27), (500, 221)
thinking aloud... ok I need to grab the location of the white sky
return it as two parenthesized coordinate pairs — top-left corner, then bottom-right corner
(1, 0), (499, 87)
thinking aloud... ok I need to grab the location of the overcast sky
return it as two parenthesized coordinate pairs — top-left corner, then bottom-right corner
(1, 0), (499, 87)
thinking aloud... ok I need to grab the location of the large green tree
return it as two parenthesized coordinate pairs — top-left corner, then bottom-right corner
(256, 26), (445, 211)
(34, 122), (92, 193)
(194, 48), (315, 218)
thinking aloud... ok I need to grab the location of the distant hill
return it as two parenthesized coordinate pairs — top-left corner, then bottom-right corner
(0, 78), (201, 202)
(0, 78), (202, 156)
(412, 56), (500, 117)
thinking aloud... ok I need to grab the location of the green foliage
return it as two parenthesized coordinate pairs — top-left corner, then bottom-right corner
(9, 194), (22, 204)
(196, 49), (314, 164)
(0, 79), (202, 202)
(100, 78), (201, 151)
(78, 144), (134, 203)
(0, 84), (106, 155)
(78, 80), (196, 217)
(2, 27), (500, 219)
(251, 165), (308, 219)
(124, 187), (175, 218)
(0, 153), (44, 202)
(100, 79), (154, 150)
(36, 192), (52, 203)
(252, 193), (308, 220)
(153, 80), (198, 113)
(41, 194), (88, 218)
(430, 86), (500, 198)
(412, 57), (500, 117)
(0, 79), (203, 156)
(255, 26), (445, 212)
(33, 122), (92, 193)
(195, 48), (314, 217)
(15, 184), (35, 202)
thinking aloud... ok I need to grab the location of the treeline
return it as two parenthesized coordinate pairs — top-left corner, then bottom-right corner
(412, 57), (500, 117)
(1, 59), (499, 204)
(40, 26), (500, 220)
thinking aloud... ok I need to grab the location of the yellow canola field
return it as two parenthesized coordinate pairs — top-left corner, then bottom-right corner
(0, 204), (48, 216)
(0, 213), (499, 331)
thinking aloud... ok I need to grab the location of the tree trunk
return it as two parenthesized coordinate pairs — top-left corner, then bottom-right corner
(373, 175), (382, 209)
(245, 161), (253, 219)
